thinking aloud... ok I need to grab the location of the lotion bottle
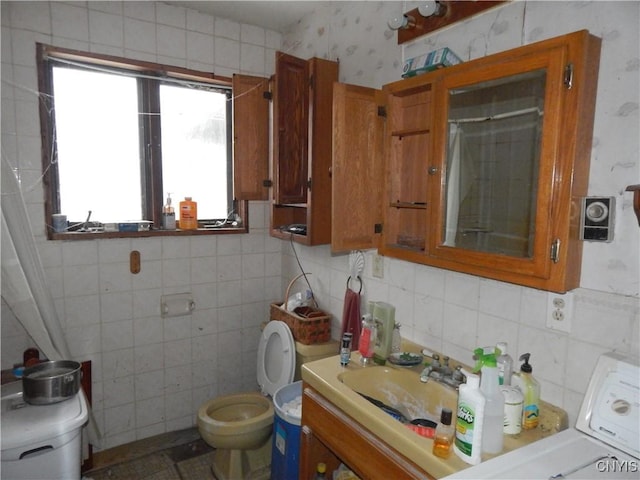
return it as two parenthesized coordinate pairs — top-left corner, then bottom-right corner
(512, 353), (540, 430)
(179, 197), (198, 230)
(454, 369), (485, 465)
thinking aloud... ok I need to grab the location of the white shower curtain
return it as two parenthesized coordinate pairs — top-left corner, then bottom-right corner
(1, 157), (101, 449)
(445, 125), (462, 246)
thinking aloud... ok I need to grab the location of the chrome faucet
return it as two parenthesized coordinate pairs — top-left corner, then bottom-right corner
(420, 353), (465, 389)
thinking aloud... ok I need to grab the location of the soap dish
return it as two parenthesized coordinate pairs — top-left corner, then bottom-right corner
(388, 352), (423, 366)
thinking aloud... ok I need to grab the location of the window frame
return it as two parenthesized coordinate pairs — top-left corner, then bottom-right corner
(36, 43), (249, 240)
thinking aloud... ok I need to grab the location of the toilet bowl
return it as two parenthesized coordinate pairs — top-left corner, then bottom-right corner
(196, 321), (298, 480)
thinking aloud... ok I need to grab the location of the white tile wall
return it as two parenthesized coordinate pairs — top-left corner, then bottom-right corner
(1, 1), (281, 450)
(1, 0), (638, 452)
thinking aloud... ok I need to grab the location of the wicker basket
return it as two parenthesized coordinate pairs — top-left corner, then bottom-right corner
(270, 273), (332, 345)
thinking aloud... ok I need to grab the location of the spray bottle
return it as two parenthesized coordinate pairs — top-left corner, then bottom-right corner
(512, 353), (540, 430)
(454, 369), (485, 465)
(474, 347), (504, 454)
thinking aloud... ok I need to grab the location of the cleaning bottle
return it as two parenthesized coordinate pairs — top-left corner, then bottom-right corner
(454, 369), (485, 465)
(474, 347), (504, 454)
(432, 407), (455, 459)
(496, 342), (513, 386)
(372, 301), (395, 365)
(179, 197), (198, 230)
(512, 353), (540, 430)
(358, 313), (376, 366)
(162, 193), (176, 230)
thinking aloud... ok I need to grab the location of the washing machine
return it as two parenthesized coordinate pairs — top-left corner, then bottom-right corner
(1, 380), (89, 480)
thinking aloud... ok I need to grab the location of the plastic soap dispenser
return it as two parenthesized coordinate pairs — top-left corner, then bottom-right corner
(162, 193), (176, 230)
(496, 342), (513, 386)
(454, 369), (485, 466)
(512, 353), (540, 430)
(474, 348), (505, 454)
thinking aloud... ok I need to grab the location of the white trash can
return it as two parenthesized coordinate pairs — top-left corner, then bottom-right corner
(1, 381), (89, 480)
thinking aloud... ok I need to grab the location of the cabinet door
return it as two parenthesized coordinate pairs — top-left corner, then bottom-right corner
(331, 83), (384, 252)
(273, 52), (309, 205)
(232, 74), (269, 200)
(425, 30), (600, 292)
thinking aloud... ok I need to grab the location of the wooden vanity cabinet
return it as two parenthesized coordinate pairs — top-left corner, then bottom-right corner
(300, 384), (433, 480)
(332, 30), (601, 293)
(270, 52), (338, 245)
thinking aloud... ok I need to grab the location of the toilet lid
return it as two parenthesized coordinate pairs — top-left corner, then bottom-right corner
(257, 321), (295, 396)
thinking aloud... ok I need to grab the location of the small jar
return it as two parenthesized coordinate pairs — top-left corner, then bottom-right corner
(432, 407), (455, 459)
(23, 347), (40, 367)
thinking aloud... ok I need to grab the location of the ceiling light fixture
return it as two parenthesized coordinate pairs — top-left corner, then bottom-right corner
(388, 14), (416, 31)
(418, 1), (446, 18)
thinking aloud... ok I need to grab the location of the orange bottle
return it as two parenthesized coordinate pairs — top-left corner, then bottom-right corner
(179, 197), (198, 230)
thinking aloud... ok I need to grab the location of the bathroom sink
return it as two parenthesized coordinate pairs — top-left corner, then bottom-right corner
(338, 366), (457, 423)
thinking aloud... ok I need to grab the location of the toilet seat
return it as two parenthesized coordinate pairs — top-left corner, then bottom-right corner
(257, 321), (295, 396)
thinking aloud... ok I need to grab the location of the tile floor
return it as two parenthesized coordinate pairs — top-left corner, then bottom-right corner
(84, 428), (216, 480)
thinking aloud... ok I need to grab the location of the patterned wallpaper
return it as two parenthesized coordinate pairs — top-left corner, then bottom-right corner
(283, 0), (640, 297)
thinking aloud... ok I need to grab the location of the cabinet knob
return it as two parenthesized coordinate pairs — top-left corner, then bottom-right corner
(428, 166), (439, 175)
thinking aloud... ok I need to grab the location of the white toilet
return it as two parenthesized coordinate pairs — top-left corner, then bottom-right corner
(197, 321), (335, 480)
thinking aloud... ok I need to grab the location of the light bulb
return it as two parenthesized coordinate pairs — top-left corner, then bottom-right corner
(388, 15), (406, 30)
(388, 14), (416, 31)
(418, 1), (445, 17)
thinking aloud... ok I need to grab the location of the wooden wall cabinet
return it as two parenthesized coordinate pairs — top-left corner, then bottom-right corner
(332, 30), (601, 293)
(270, 52), (338, 245)
(300, 384), (433, 480)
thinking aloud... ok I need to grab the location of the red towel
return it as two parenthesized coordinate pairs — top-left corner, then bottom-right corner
(341, 288), (361, 349)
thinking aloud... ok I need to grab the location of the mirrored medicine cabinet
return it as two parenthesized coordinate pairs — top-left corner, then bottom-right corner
(332, 30), (602, 293)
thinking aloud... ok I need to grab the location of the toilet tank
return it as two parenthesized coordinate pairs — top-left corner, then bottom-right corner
(294, 340), (339, 381)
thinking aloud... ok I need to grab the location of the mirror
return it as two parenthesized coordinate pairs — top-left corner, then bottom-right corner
(443, 69), (546, 258)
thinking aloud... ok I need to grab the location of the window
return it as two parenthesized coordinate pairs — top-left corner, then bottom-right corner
(37, 44), (251, 238)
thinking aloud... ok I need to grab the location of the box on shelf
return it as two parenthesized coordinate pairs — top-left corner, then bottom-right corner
(402, 47), (462, 78)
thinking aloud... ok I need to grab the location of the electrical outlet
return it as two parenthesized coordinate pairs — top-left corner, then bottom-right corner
(372, 254), (384, 278)
(546, 291), (574, 333)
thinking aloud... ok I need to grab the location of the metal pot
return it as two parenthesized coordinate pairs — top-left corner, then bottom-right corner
(22, 360), (81, 405)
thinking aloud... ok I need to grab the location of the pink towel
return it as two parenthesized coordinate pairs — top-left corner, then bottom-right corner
(341, 287), (361, 350)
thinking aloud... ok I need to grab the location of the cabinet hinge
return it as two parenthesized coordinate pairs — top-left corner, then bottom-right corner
(550, 238), (561, 263)
(307, 178), (312, 189)
(563, 63), (573, 90)
(377, 106), (386, 118)
(374, 223), (383, 234)
(263, 179), (272, 187)
(309, 74), (315, 90)
(263, 91), (272, 100)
